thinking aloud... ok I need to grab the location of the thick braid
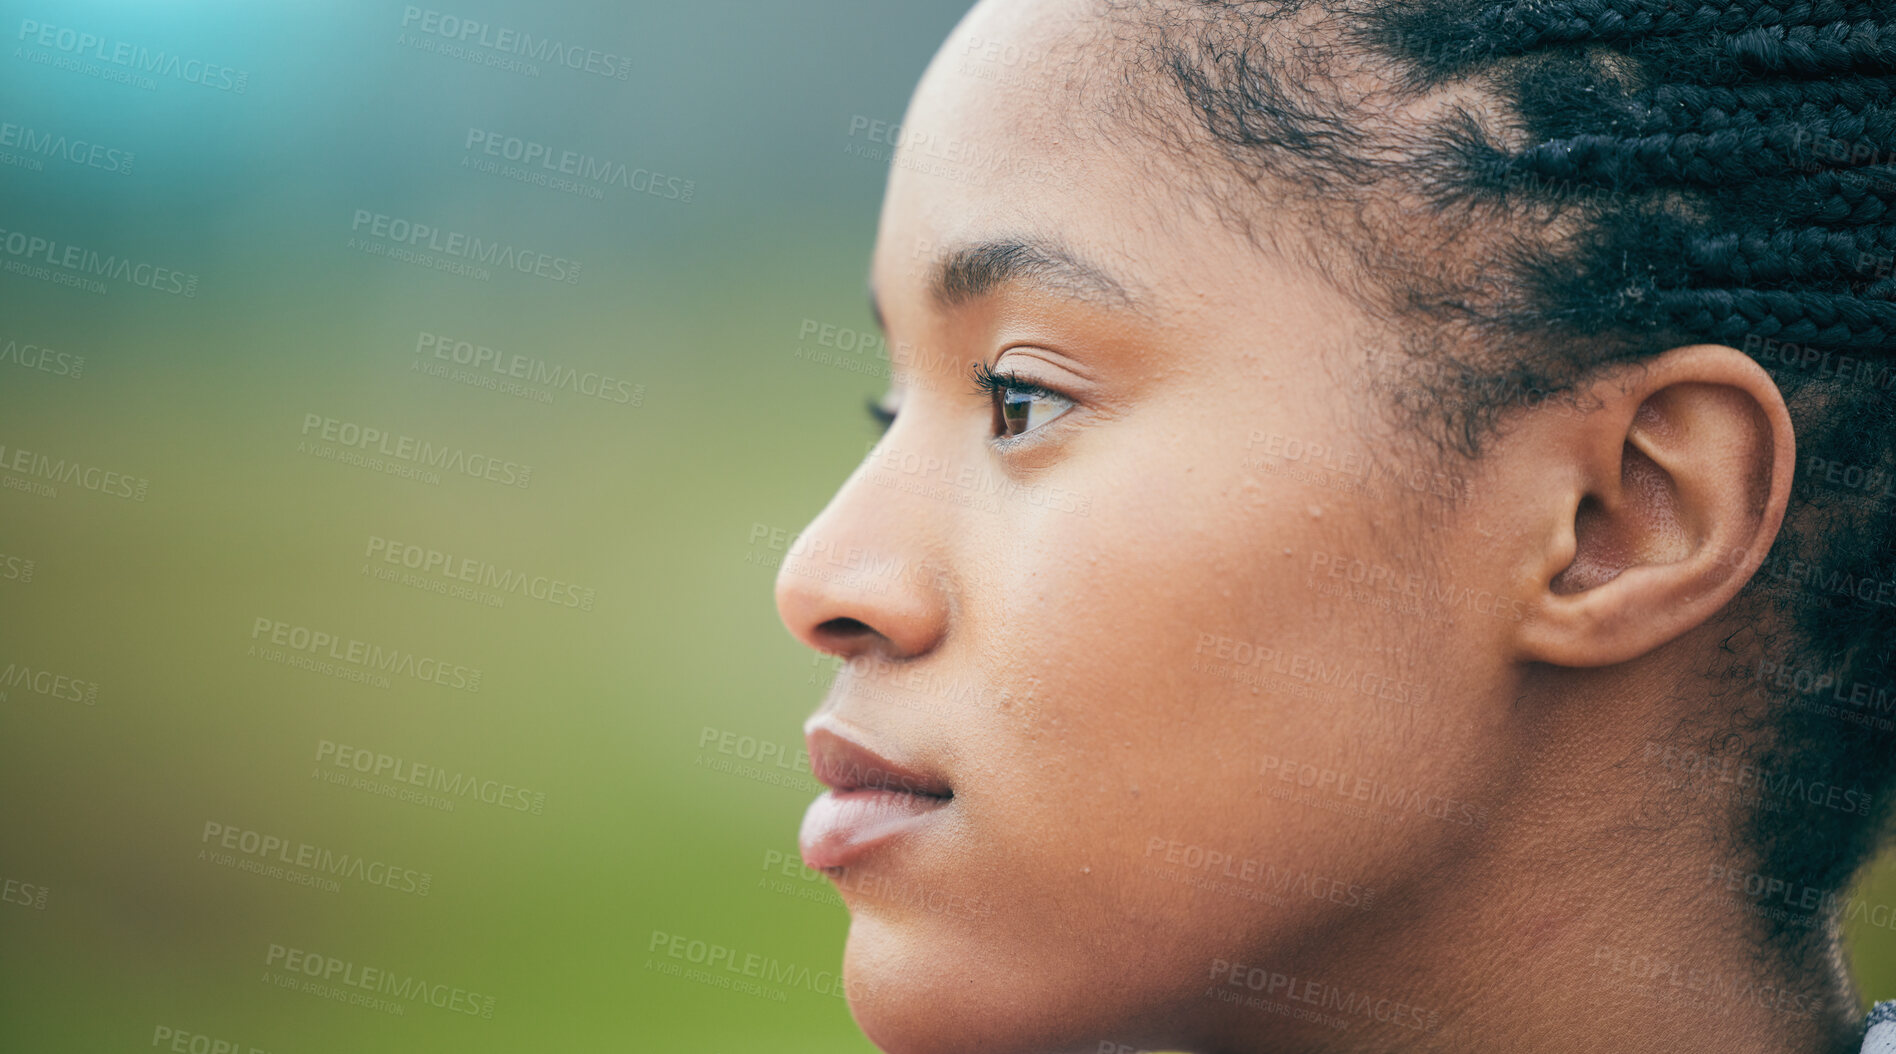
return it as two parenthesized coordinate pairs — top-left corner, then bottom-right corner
(1683, 226), (1896, 284)
(1407, 2), (1896, 78)
(1352, 0), (1896, 961)
(1481, 0), (1890, 47)
(1722, 22), (1896, 74)
(1508, 126), (1837, 189)
(1609, 93), (1896, 144)
(1734, 168), (1896, 225)
(1495, 0), (1883, 27)
(1654, 287), (1896, 346)
(1635, 78), (1896, 121)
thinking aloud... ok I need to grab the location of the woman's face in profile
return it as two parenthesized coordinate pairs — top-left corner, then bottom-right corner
(775, 1), (1528, 1050)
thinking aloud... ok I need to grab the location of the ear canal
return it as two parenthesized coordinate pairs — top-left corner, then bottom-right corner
(1548, 440), (1684, 596)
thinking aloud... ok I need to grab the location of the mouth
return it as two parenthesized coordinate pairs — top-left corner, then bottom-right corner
(799, 724), (952, 871)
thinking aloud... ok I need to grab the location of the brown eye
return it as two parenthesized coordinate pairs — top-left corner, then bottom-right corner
(973, 361), (1075, 440)
(991, 384), (1072, 438)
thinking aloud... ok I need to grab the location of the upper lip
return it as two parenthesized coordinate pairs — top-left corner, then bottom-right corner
(805, 723), (952, 799)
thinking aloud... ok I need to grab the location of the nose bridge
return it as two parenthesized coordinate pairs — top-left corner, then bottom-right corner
(773, 441), (954, 660)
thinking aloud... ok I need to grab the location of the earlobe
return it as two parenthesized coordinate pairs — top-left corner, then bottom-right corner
(1510, 345), (1795, 669)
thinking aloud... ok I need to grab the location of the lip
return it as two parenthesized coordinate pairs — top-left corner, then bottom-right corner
(799, 725), (951, 870)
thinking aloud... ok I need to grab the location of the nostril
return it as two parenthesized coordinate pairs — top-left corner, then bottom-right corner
(816, 617), (874, 639)
(811, 616), (880, 656)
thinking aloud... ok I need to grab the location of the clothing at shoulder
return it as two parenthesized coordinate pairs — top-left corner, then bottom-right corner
(1865, 1001), (1896, 1053)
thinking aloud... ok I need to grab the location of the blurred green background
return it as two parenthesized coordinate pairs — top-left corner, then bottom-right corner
(4, 1), (1896, 1051)
(0, 0), (973, 1049)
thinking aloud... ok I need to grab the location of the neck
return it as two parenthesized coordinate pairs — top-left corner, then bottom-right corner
(1199, 657), (1866, 1054)
(1206, 818), (1862, 1054)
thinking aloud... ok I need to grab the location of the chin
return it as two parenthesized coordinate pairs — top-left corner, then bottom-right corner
(841, 916), (1027, 1054)
(839, 913), (1163, 1054)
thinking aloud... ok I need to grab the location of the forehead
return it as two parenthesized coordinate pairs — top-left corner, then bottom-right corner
(865, 0), (1374, 384)
(870, 0), (1193, 307)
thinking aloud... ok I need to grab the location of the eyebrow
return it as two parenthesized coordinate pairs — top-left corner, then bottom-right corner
(868, 235), (1142, 331)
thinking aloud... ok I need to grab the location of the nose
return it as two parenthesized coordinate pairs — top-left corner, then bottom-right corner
(773, 457), (950, 663)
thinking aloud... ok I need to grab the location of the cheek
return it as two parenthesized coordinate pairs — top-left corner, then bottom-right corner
(963, 468), (1380, 854)
(991, 454), (1367, 763)
(969, 447), (1465, 878)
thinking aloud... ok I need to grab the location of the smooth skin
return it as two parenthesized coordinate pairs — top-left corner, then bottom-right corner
(774, 2), (1845, 1052)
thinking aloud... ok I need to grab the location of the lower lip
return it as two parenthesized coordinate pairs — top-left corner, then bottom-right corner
(799, 788), (950, 870)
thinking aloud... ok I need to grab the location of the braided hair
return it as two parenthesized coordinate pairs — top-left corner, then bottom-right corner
(1105, 0), (1896, 966)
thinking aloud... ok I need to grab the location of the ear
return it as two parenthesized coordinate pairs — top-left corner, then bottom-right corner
(1507, 345), (1796, 668)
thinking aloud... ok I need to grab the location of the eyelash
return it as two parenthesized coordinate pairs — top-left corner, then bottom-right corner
(970, 360), (1059, 404)
(862, 363), (1076, 439)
